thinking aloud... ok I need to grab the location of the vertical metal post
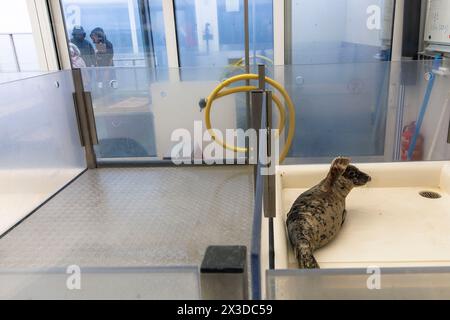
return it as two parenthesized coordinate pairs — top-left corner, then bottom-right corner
(244, 0), (250, 75)
(72, 69), (98, 169)
(250, 64), (266, 185)
(244, 0), (251, 133)
(447, 117), (450, 144)
(137, 0), (156, 68)
(263, 91), (276, 219)
(9, 34), (21, 72)
(284, 0), (293, 65)
(251, 90), (264, 188)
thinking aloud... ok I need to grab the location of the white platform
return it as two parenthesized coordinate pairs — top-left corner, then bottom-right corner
(274, 161), (450, 269)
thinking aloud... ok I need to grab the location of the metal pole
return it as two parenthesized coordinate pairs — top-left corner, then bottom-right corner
(447, 116), (450, 144)
(251, 90), (264, 188)
(244, 0), (251, 132)
(9, 34), (21, 72)
(264, 91), (276, 270)
(264, 91), (275, 219)
(284, 0), (292, 65)
(244, 0), (250, 75)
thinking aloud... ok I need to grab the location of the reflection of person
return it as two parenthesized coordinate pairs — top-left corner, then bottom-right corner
(70, 26), (96, 67)
(69, 43), (86, 68)
(90, 27), (114, 67)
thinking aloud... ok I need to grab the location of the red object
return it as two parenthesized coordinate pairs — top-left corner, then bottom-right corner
(401, 122), (424, 161)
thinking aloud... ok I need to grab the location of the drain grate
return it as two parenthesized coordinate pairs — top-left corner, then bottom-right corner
(419, 191), (442, 199)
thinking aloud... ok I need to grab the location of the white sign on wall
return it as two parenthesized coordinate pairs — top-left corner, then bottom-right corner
(424, 0), (450, 45)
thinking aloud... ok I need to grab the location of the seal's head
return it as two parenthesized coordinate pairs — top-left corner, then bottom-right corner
(342, 165), (371, 186)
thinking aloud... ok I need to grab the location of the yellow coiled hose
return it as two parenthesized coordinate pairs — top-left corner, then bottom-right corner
(203, 74), (295, 163)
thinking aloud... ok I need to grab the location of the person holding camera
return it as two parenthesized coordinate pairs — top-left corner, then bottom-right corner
(90, 27), (114, 67)
(70, 26), (96, 67)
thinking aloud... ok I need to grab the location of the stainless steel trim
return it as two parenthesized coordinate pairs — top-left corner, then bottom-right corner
(72, 93), (85, 147)
(83, 91), (99, 145)
(71, 69), (97, 169)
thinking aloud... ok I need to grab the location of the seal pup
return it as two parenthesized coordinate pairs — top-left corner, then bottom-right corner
(286, 157), (371, 269)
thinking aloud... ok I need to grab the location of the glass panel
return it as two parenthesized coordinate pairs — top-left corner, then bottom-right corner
(82, 66), (249, 160)
(271, 62), (391, 159)
(79, 60), (450, 163)
(61, 0), (167, 68)
(0, 0), (40, 72)
(267, 268), (450, 299)
(0, 71), (86, 236)
(0, 267), (199, 299)
(289, 0), (395, 64)
(174, 0), (274, 68)
(267, 60), (450, 163)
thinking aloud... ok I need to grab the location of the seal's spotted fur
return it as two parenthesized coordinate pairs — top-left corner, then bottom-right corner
(286, 157), (371, 269)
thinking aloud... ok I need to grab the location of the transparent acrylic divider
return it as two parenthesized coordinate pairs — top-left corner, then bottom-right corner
(78, 60), (450, 164)
(81, 66), (248, 161)
(0, 71), (86, 236)
(269, 60), (450, 164)
(0, 72), (48, 85)
(0, 266), (200, 300)
(267, 267), (450, 300)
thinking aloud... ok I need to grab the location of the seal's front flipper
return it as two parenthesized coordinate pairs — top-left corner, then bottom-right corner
(321, 157), (350, 192)
(295, 243), (320, 269)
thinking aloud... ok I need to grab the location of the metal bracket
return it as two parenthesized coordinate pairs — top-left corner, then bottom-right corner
(72, 93), (85, 147)
(83, 91), (99, 145)
(251, 65), (276, 218)
(71, 69), (98, 169)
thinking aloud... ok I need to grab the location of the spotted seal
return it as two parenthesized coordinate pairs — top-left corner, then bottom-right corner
(286, 157), (371, 268)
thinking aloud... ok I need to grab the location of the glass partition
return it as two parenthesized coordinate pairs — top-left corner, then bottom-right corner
(0, 71), (86, 236)
(61, 0), (167, 69)
(77, 60), (450, 165)
(268, 60), (450, 163)
(0, 267), (199, 299)
(81, 66), (249, 160)
(267, 268), (450, 300)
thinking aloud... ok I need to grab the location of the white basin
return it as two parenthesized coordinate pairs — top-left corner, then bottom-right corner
(274, 161), (450, 269)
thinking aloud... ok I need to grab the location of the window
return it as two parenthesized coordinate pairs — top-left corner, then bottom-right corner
(288, 0), (395, 64)
(285, 0), (396, 158)
(61, 0), (167, 68)
(174, 0), (274, 67)
(0, 0), (40, 72)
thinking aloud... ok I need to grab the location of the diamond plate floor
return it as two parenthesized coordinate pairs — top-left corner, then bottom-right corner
(0, 167), (254, 269)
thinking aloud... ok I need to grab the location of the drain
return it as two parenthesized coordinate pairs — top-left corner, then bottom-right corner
(419, 191), (442, 199)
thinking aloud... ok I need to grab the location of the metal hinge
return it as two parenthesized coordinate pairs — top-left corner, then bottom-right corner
(72, 91), (98, 147)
